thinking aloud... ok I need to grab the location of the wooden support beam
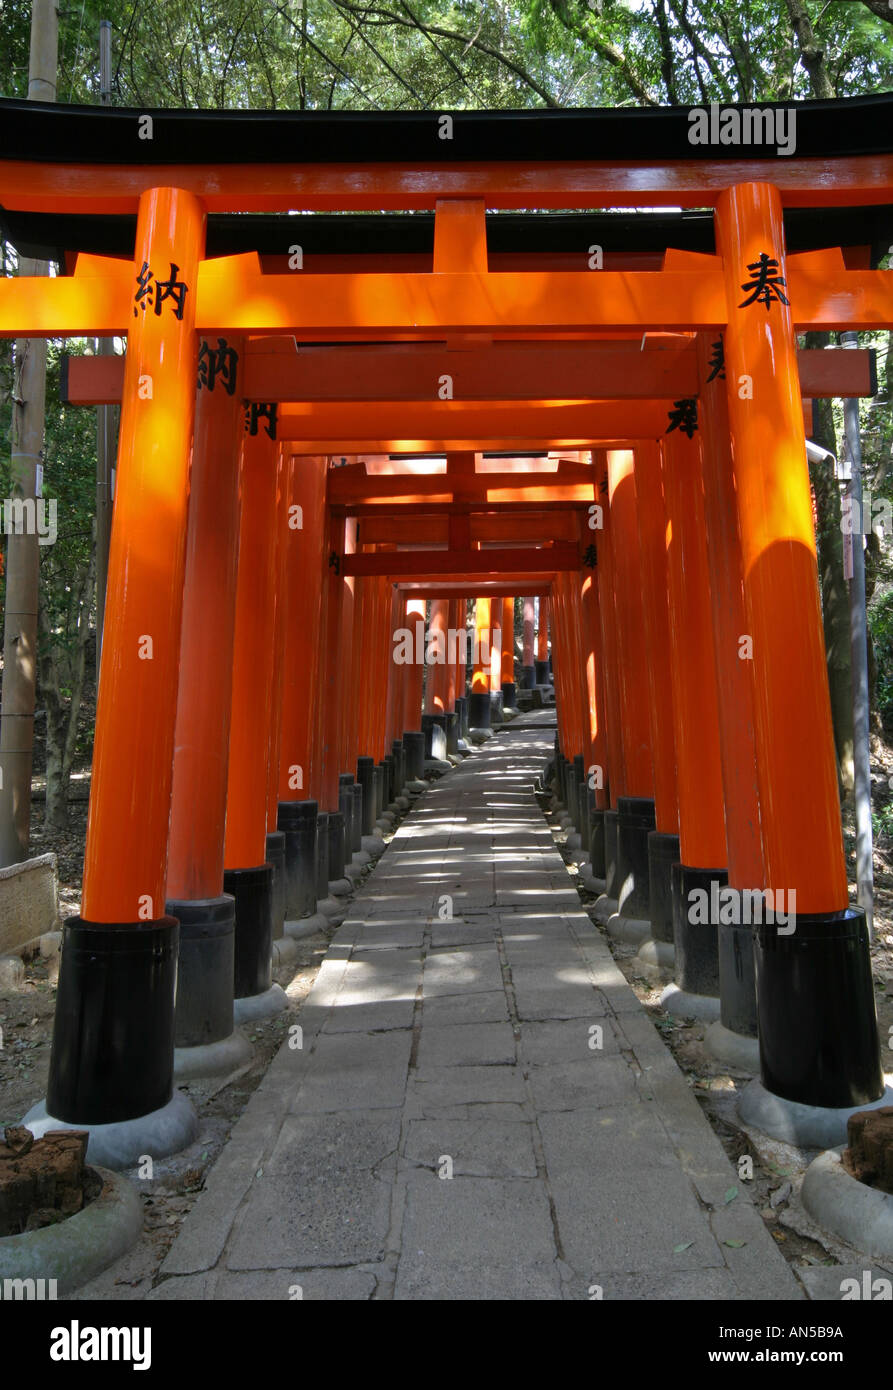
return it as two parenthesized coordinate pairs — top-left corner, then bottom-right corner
(343, 546), (576, 577)
(61, 342), (878, 407)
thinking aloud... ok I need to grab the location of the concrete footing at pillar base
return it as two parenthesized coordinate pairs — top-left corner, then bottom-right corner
(285, 913), (329, 939)
(591, 894), (618, 924)
(801, 1147), (893, 1260)
(174, 1029), (254, 1081)
(703, 1020), (760, 1072)
(272, 936), (301, 967)
(605, 912), (651, 945)
(578, 867), (606, 895)
(328, 877), (353, 897)
(0, 1165), (143, 1296)
(634, 935), (675, 972)
(468, 727), (494, 744)
(424, 758), (453, 777)
(737, 1077), (893, 1148)
(23, 1090), (199, 1171)
(317, 897), (347, 923)
(233, 982), (288, 1024)
(658, 983), (721, 1022)
(361, 835), (387, 858)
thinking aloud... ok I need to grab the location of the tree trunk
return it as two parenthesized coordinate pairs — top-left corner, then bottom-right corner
(38, 550), (95, 832)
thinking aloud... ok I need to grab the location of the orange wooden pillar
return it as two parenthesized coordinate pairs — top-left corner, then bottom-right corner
(47, 187), (206, 1128)
(577, 520), (608, 813)
(446, 597), (461, 710)
(697, 333), (765, 1040)
(263, 444), (292, 938)
(521, 597), (536, 689)
(403, 598), (425, 733)
(318, 510), (349, 812)
(716, 182), (884, 1111)
(662, 426), (728, 998)
(469, 596), (492, 731)
(500, 596), (516, 709)
(633, 439), (680, 955)
(167, 335), (244, 904)
(165, 332), (244, 1052)
(454, 595), (469, 740)
(276, 453), (328, 922)
(425, 598), (451, 714)
(592, 453), (624, 808)
(223, 424), (282, 1008)
(278, 455), (328, 807)
(385, 585), (404, 748)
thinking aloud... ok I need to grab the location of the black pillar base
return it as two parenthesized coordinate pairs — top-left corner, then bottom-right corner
(445, 711), (459, 755)
(46, 915), (179, 1125)
(383, 755), (396, 804)
(421, 713), (447, 759)
(617, 797), (656, 920)
(520, 664), (536, 690)
(467, 691), (491, 729)
(167, 895), (235, 1049)
(391, 741), (406, 793)
(265, 830), (286, 941)
(454, 696), (469, 737)
(327, 810), (346, 880)
(350, 784), (363, 852)
(357, 756), (376, 835)
(224, 864), (274, 1001)
(566, 765), (578, 829)
(277, 798), (318, 920)
(589, 808), (607, 878)
(501, 680), (517, 710)
(718, 889), (759, 1037)
(403, 730), (426, 780)
(647, 831), (680, 945)
(315, 813), (330, 898)
(755, 906), (884, 1108)
(604, 809), (620, 900)
(338, 777), (355, 856)
(671, 862), (728, 998)
(535, 659), (550, 685)
(373, 765), (384, 822)
(490, 691), (504, 725)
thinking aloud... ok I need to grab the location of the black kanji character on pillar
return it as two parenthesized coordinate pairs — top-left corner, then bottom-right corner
(706, 337), (726, 382)
(133, 262), (154, 317)
(738, 252), (789, 312)
(198, 337), (240, 395)
(154, 262), (189, 320)
(583, 543), (597, 569)
(598, 476), (608, 496)
(328, 550), (340, 576)
(244, 402), (278, 439)
(666, 398), (698, 438)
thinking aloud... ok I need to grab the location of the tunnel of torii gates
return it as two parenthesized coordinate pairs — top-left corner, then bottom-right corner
(2, 89), (893, 1153)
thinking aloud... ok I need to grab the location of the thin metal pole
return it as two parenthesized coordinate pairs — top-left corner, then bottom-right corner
(841, 328), (874, 939)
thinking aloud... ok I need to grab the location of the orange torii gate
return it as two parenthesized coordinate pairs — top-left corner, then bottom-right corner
(3, 93), (892, 1163)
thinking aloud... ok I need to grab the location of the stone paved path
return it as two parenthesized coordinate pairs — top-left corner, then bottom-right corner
(153, 714), (802, 1300)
